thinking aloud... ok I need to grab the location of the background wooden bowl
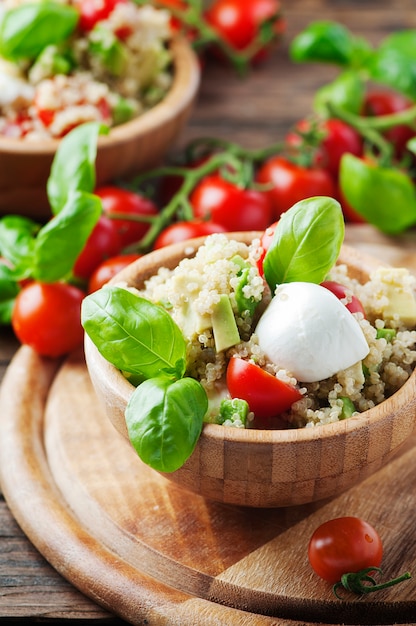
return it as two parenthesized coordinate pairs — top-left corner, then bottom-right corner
(84, 233), (416, 507)
(0, 37), (200, 219)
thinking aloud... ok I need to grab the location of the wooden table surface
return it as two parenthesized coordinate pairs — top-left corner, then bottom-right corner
(1, 1), (416, 624)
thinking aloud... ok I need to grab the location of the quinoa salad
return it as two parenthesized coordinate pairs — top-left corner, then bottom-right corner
(0, 0), (172, 139)
(131, 233), (416, 429)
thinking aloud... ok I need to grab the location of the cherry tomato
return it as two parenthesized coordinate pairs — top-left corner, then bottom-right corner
(12, 282), (85, 357)
(153, 220), (226, 249)
(205, 0), (284, 62)
(190, 175), (273, 231)
(256, 220), (278, 276)
(362, 90), (415, 158)
(320, 280), (366, 317)
(75, 0), (126, 32)
(96, 186), (159, 248)
(74, 215), (122, 281)
(255, 156), (336, 219)
(308, 517), (383, 584)
(88, 253), (141, 293)
(226, 357), (302, 419)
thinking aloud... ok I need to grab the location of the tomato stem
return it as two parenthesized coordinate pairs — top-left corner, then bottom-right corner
(333, 567), (411, 600)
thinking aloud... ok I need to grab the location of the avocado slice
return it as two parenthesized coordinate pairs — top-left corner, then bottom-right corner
(211, 294), (240, 352)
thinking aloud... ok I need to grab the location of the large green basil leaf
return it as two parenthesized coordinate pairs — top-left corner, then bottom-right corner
(0, 2), (78, 61)
(368, 41), (416, 100)
(263, 196), (344, 292)
(33, 191), (102, 282)
(0, 215), (39, 272)
(0, 263), (19, 325)
(126, 376), (207, 472)
(82, 286), (187, 378)
(47, 122), (108, 214)
(339, 154), (416, 234)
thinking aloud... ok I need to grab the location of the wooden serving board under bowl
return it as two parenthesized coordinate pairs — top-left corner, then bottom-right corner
(0, 225), (416, 626)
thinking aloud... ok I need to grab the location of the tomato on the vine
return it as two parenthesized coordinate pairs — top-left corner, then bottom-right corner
(96, 186), (159, 248)
(12, 282), (85, 357)
(362, 89), (415, 158)
(73, 215), (122, 280)
(308, 517), (383, 584)
(153, 220), (226, 249)
(226, 357), (302, 419)
(190, 175), (273, 231)
(205, 0), (284, 61)
(256, 156), (336, 219)
(88, 253), (141, 293)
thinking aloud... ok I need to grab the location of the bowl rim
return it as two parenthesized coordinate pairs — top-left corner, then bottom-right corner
(85, 231), (416, 447)
(0, 36), (200, 155)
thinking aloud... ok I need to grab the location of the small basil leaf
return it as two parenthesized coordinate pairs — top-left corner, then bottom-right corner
(263, 196), (344, 292)
(126, 376), (207, 472)
(81, 286), (187, 378)
(47, 122), (108, 214)
(0, 263), (19, 325)
(290, 21), (360, 66)
(0, 2), (78, 61)
(0, 215), (39, 270)
(339, 154), (416, 234)
(33, 191), (102, 282)
(314, 70), (365, 116)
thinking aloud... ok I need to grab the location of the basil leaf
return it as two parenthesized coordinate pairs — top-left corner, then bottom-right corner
(47, 122), (108, 214)
(81, 286), (187, 378)
(33, 191), (102, 282)
(0, 2), (78, 61)
(0, 215), (39, 271)
(126, 376), (207, 472)
(314, 70), (365, 116)
(290, 21), (363, 66)
(368, 44), (416, 100)
(339, 154), (416, 234)
(263, 196), (344, 292)
(0, 263), (19, 325)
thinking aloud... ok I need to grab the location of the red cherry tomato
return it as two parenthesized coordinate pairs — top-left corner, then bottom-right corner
(12, 282), (85, 357)
(96, 186), (159, 248)
(75, 0), (126, 32)
(256, 220), (278, 276)
(190, 175), (273, 231)
(88, 253), (141, 293)
(308, 517), (383, 584)
(320, 280), (366, 317)
(362, 90), (415, 158)
(74, 215), (122, 281)
(255, 156), (336, 219)
(205, 0), (284, 62)
(153, 220), (227, 249)
(226, 357), (302, 419)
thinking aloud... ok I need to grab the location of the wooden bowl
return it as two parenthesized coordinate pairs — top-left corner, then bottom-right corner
(84, 233), (416, 508)
(0, 37), (200, 219)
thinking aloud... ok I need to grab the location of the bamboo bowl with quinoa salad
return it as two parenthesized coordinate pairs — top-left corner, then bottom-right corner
(0, 0), (200, 217)
(82, 197), (416, 508)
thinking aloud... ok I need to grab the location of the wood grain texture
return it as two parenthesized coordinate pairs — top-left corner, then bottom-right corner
(0, 341), (415, 625)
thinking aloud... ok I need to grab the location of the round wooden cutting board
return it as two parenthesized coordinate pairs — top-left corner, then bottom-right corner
(1, 227), (416, 626)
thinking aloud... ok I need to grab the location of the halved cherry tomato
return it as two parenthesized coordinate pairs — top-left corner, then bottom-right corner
(153, 220), (226, 249)
(256, 220), (278, 276)
(255, 156), (336, 219)
(96, 186), (159, 248)
(88, 253), (141, 293)
(73, 215), (122, 280)
(226, 357), (302, 418)
(12, 282), (85, 357)
(190, 175), (273, 231)
(321, 280), (366, 317)
(75, 0), (126, 32)
(308, 517), (383, 584)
